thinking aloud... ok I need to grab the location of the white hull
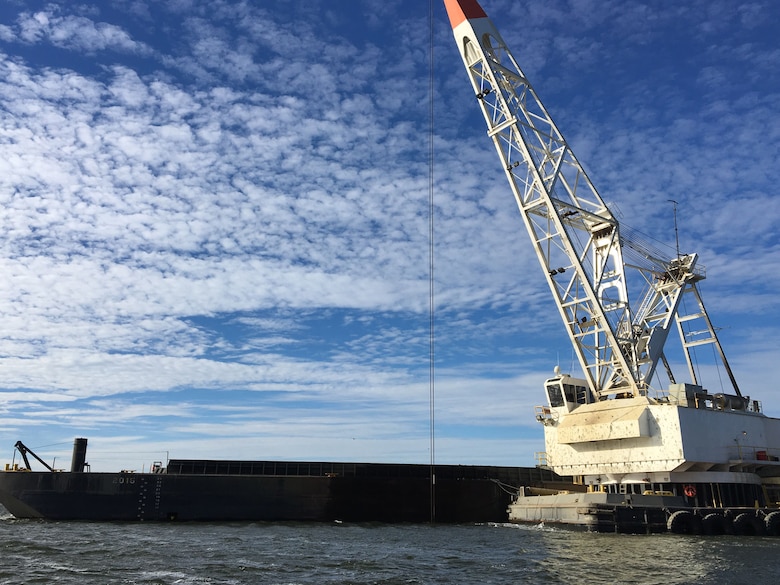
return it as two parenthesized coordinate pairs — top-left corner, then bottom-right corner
(508, 490), (680, 532)
(507, 489), (780, 535)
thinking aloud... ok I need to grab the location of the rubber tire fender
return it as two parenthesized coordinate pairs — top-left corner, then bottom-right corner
(733, 512), (765, 536)
(667, 510), (698, 535)
(764, 510), (780, 536)
(701, 513), (727, 536)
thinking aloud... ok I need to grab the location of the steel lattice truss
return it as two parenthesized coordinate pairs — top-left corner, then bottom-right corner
(450, 15), (739, 398)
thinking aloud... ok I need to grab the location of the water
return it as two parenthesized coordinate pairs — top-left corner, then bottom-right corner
(2, 512), (780, 584)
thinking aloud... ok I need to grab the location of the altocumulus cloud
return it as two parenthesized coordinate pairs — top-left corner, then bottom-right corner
(0, 0), (778, 470)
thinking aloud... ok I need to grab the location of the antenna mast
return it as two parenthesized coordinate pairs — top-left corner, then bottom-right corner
(668, 199), (680, 259)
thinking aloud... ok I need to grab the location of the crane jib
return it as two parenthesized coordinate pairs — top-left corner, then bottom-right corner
(443, 0), (741, 400)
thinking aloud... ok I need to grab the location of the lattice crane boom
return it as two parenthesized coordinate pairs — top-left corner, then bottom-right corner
(443, 0), (738, 399)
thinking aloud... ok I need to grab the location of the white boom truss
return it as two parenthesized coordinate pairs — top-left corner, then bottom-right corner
(444, 0), (740, 399)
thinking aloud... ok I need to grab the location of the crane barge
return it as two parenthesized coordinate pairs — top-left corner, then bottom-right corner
(444, 0), (780, 534)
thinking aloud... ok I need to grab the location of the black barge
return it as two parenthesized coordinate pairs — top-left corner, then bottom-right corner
(0, 438), (566, 522)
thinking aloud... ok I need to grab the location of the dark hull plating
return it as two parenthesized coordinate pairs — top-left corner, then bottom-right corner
(0, 461), (565, 523)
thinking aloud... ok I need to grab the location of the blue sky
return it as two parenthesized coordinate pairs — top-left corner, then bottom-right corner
(0, 0), (778, 472)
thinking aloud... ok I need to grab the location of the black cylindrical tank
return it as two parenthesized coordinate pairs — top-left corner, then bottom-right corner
(70, 438), (88, 472)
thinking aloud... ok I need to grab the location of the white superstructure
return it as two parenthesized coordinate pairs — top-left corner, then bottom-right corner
(540, 373), (780, 491)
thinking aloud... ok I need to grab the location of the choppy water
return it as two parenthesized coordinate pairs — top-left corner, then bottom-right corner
(2, 507), (780, 585)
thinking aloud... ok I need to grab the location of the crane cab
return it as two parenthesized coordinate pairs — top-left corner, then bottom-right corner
(544, 369), (593, 413)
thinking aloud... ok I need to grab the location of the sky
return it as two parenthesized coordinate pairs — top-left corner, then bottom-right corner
(0, 0), (779, 472)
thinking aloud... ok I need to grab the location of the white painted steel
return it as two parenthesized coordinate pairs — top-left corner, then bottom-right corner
(447, 7), (737, 400)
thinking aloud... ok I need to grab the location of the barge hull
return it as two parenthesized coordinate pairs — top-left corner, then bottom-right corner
(0, 460), (564, 523)
(508, 491), (780, 535)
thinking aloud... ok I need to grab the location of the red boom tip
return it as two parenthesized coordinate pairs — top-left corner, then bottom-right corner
(443, 0), (487, 29)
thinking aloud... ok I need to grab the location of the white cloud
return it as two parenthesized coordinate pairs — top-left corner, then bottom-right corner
(0, 0), (778, 470)
(15, 9), (152, 55)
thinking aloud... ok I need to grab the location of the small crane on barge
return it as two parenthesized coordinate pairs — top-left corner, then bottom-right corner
(443, 0), (780, 534)
(12, 441), (55, 472)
